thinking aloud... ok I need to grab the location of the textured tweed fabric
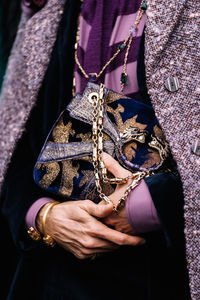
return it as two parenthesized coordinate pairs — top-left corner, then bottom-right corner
(0, 0), (199, 298)
(145, 1), (200, 298)
(0, 0), (65, 191)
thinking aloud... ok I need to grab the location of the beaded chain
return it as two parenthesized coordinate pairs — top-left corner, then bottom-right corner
(73, 0), (147, 96)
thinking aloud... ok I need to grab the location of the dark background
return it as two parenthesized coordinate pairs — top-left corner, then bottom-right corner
(0, 1), (21, 298)
(0, 0), (21, 91)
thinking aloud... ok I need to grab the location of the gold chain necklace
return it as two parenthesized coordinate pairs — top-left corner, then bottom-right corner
(73, 0), (147, 96)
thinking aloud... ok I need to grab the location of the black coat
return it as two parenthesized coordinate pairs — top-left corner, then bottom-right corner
(1, 1), (190, 299)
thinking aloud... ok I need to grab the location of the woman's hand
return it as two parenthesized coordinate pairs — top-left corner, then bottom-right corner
(100, 152), (137, 236)
(36, 199), (145, 260)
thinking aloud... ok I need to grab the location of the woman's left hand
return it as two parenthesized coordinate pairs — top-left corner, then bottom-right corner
(99, 152), (136, 236)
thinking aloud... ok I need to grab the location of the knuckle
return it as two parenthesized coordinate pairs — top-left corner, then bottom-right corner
(117, 235), (126, 245)
(84, 199), (92, 206)
(81, 248), (92, 255)
(76, 253), (87, 260)
(80, 200), (94, 212)
(82, 199), (92, 208)
(87, 223), (98, 236)
(81, 238), (95, 249)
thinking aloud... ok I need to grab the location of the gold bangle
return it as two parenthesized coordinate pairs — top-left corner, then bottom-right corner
(42, 201), (60, 247)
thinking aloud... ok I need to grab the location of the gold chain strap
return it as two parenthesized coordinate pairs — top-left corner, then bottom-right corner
(112, 171), (147, 212)
(91, 85), (149, 211)
(90, 85), (170, 212)
(91, 85), (110, 204)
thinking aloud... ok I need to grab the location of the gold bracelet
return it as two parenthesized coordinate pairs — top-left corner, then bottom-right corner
(27, 226), (41, 241)
(42, 201), (60, 247)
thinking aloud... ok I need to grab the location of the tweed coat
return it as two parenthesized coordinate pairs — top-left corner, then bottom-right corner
(0, 0), (199, 298)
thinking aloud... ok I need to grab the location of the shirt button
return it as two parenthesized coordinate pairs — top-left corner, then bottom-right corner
(191, 139), (200, 156)
(165, 76), (180, 92)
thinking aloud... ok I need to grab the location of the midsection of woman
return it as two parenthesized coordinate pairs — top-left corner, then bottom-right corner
(1, 0), (190, 299)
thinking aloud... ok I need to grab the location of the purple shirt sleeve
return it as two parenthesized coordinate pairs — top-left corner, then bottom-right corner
(21, 0), (47, 15)
(25, 198), (54, 233)
(126, 179), (162, 234)
(21, 0), (34, 15)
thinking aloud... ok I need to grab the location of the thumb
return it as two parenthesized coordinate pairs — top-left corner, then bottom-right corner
(83, 200), (113, 218)
(101, 152), (131, 178)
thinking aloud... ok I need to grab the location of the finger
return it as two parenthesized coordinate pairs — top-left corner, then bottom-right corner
(75, 248), (118, 260)
(81, 247), (119, 256)
(81, 202), (145, 246)
(80, 235), (119, 250)
(101, 152), (131, 178)
(82, 200), (113, 218)
(92, 220), (146, 246)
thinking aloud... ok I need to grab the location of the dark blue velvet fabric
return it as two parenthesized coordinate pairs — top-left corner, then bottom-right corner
(1, 0), (190, 299)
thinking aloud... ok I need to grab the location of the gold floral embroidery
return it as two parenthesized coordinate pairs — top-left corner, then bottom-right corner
(79, 169), (94, 188)
(122, 141), (137, 161)
(153, 125), (165, 140)
(142, 149), (161, 168)
(107, 90), (129, 104)
(106, 104), (147, 134)
(52, 117), (75, 143)
(59, 160), (79, 196)
(77, 156), (93, 188)
(39, 162), (60, 188)
(76, 132), (92, 142)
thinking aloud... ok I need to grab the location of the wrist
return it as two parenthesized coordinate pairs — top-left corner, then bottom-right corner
(26, 197), (55, 233)
(41, 201), (60, 247)
(36, 203), (51, 234)
(27, 200), (60, 245)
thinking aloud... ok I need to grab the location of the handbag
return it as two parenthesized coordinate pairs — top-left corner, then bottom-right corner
(34, 82), (170, 206)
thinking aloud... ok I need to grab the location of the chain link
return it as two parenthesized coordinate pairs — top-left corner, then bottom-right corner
(91, 85), (150, 211)
(90, 84), (170, 211)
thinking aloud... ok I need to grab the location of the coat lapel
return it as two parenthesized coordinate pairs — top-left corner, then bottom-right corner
(145, 0), (200, 298)
(22, 0), (66, 93)
(0, 0), (66, 190)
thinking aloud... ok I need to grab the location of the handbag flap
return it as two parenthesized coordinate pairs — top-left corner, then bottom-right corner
(37, 140), (115, 163)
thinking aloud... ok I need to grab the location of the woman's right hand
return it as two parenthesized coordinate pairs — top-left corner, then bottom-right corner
(36, 200), (145, 260)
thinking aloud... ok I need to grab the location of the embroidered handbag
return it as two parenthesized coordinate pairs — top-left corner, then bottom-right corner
(33, 83), (170, 203)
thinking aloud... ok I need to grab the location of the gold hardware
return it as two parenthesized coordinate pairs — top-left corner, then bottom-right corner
(90, 85), (148, 211)
(42, 201), (60, 247)
(88, 92), (99, 104)
(90, 85), (169, 212)
(27, 226), (41, 241)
